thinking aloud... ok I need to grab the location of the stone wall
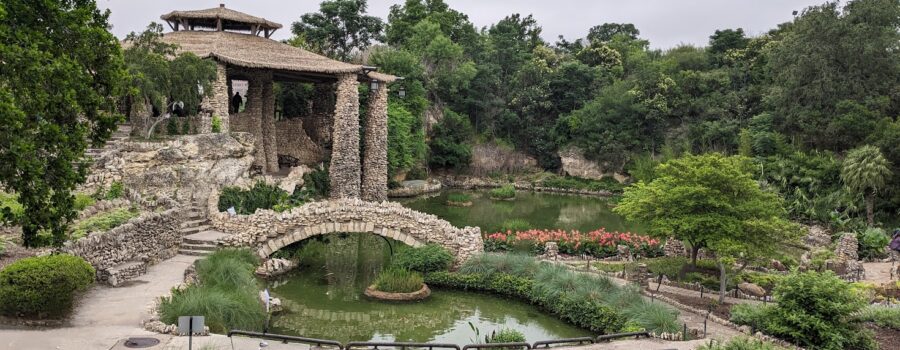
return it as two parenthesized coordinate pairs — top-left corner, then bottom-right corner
(63, 208), (183, 286)
(361, 86), (389, 201)
(274, 118), (325, 166)
(206, 193), (483, 266)
(81, 133), (256, 206)
(558, 146), (628, 183)
(329, 73), (361, 198)
(470, 142), (541, 176)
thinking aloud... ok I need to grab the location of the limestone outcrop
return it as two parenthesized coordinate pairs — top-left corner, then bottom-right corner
(558, 146), (628, 182)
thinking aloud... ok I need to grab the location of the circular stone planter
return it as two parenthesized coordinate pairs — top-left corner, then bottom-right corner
(446, 200), (473, 207)
(364, 284), (431, 301)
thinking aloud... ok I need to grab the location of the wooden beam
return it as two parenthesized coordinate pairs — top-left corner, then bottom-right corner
(216, 18), (222, 31)
(266, 28), (277, 38)
(166, 20), (176, 31)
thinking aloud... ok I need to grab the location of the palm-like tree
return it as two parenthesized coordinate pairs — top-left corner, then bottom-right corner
(841, 145), (892, 226)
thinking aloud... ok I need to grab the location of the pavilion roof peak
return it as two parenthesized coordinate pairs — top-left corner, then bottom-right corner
(161, 4), (282, 37)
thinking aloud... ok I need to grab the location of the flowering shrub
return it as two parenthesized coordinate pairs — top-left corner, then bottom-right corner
(484, 228), (663, 258)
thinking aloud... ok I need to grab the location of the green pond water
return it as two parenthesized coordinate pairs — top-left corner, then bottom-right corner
(268, 234), (591, 344)
(270, 190), (640, 343)
(393, 190), (644, 234)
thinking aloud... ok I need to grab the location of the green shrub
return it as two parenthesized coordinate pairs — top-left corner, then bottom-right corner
(760, 270), (875, 350)
(211, 115), (222, 133)
(391, 245), (453, 273)
(645, 256), (689, 279)
(166, 118), (179, 135)
(736, 272), (783, 292)
(446, 192), (472, 204)
(374, 268), (424, 293)
(489, 185), (516, 200)
(0, 191), (24, 224)
(302, 166), (330, 198)
(729, 303), (771, 329)
(857, 228), (890, 260)
(73, 193), (96, 211)
(181, 118), (191, 134)
(70, 207), (139, 239)
(217, 181), (307, 214)
(159, 248), (265, 333)
(853, 306), (900, 329)
(498, 219), (530, 233)
(106, 181), (125, 200)
(698, 337), (788, 350)
(0, 254), (95, 318)
(485, 328), (526, 343)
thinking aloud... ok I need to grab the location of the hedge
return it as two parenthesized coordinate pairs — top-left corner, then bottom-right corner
(0, 254), (95, 318)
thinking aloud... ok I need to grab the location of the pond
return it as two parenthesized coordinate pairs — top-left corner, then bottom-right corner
(267, 234), (592, 344)
(393, 190), (644, 234)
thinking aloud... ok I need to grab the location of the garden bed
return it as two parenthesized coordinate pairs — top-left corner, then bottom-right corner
(654, 291), (735, 320)
(866, 323), (900, 350)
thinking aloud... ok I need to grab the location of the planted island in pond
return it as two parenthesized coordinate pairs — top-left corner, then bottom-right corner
(365, 268), (431, 301)
(446, 192), (473, 206)
(489, 185), (517, 200)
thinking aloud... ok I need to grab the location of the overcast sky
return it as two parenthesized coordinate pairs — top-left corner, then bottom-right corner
(97, 0), (828, 50)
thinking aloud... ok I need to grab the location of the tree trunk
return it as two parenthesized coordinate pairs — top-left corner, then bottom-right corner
(690, 245), (701, 266)
(718, 261), (728, 303)
(866, 191), (875, 227)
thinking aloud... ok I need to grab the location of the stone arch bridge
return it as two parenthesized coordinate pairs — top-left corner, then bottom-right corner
(208, 196), (483, 265)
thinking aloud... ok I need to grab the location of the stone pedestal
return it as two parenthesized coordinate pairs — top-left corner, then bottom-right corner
(329, 73), (361, 199)
(361, 86), (388, 202)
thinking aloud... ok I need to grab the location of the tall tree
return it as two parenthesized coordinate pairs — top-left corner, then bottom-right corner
(0, 0), (126, 246)
(291, 0), (384, 61)
(385, 0), (478, 52)
(615, 154), (797, 302)
(587, 23), (640, 43)
(841, 145), (892, 226)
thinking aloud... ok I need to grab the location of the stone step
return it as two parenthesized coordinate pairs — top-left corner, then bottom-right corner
(182, 230), (230, 245)
(180, 219), (209, 228)
(180, 241), (219, 251)
(178, 249), (213, 256)
(179, 224), (211, 235)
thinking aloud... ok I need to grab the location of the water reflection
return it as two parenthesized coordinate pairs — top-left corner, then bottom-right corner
(268, 233), (591, 343)
(394, 190), (643, 233)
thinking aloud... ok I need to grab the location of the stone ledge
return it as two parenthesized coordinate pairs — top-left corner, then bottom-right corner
(364, 284), (431, 301)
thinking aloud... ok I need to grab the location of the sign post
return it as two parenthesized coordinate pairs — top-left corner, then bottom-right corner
(178, 315), (205, 350)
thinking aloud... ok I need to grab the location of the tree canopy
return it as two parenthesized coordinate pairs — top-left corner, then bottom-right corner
(291, 0), (384, 61)
(0, 0), (127, 246)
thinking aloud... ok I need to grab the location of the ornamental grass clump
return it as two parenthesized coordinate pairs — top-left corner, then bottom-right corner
(390, 245), (453, 273)
(489, 185), (516, 200)
(374, 268), (424, 293)
(431, 253), (678, 334)
(446, 192), (473, 206)
(159, 248), (265, 333)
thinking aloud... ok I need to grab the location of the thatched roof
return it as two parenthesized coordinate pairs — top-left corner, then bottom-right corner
(161, 4), (282, 31)
(161, 30), (397, 82)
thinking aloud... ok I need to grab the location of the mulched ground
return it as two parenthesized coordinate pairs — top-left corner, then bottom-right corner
(656, 290), (735, 320)
(866, 324), (900, 350)
(0, 234), (39, 270)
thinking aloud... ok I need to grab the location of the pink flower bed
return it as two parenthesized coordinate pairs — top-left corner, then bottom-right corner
(484, 228), (663, 258)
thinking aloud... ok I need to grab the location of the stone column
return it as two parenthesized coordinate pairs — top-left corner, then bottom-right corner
(328, 73), (361, 199)
(261, 73), (278, 173)
(361, 85), (388, 202)
(246, 70), (266, 168)
(205, 62), (230, 133)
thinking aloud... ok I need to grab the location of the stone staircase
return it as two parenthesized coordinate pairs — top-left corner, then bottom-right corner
(85, 123), (132, 159)
(178, 205), (226, 256)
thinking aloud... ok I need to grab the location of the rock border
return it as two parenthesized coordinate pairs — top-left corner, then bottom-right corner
(446, 200), (473, 207)
(364, 283), (431, 301)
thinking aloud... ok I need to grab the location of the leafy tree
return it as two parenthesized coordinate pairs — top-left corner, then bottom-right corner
(841, 145), (892, 226)
(123, 23), (216, 117)
(291, 0), (384, 61)
(586, 23), (640, 43)
(707, 28), (749, 66)
(0, 0), (126, 247)
(615, 154), (798, 301)
(428, 109), (473, 169)
(385, 0), (478, 53)
(386, 102), (425, 176)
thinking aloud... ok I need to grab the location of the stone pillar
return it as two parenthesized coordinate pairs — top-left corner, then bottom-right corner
(361, 85), (388, 202)
(261, 73), (278, 173)
(204, 62), (230, 133)
(246, 71), (266, 168)
(329, 73), (361, 199)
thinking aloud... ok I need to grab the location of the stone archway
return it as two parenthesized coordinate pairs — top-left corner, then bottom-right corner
(209, 196), (483, 266)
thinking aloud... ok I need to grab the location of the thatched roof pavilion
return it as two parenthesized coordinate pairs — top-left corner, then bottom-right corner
(157, 4), (394, 201)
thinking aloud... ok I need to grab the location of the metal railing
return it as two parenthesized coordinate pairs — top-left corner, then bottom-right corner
(532, 337), (594, 348)
(346, 342), (460, 350)
(595, 331), (650, 342)
(227, 330), (343, 348)
(462, 342), (531, 350)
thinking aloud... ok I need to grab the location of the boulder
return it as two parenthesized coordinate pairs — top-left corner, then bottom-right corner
(738, 282), (767, 298)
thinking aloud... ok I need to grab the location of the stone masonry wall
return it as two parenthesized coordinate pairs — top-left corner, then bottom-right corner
(207, 193), (483, 266)
(275, 118), (326, 166)
(361, 86), (388, 201)
(261, 72), (278, 172)
(63, 208), (182, 285)
(329, 73), (361, 198)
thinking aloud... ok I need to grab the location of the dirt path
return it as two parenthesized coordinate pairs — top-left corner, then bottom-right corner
(0, 254), (198, 350)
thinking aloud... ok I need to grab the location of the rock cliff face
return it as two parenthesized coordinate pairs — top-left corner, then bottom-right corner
(83, 133), (256, 205)
(558, 146), (628, 182)
(470, 142), (541, 176)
